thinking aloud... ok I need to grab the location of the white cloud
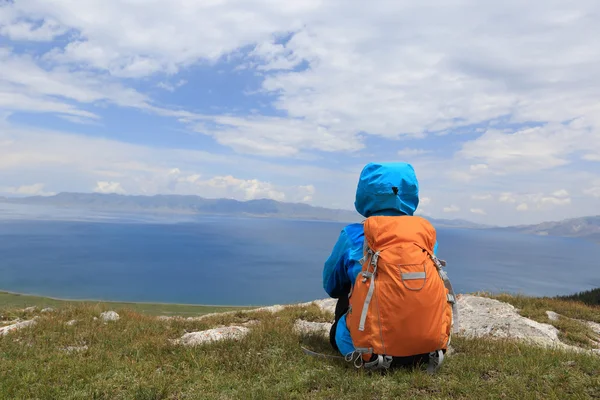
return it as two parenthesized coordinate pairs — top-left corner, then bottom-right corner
(499, 193), (517, 203)
(0, 124), (341, 205)
(0, 48), (151, 120)
(583, 186), (600, 198)
(0, 6), (67, 41)
(447, 162), (493, 183)
(249, 40), (304, 72)
(497, 191), (571, 209)
(470, 208), (486, 215)
(203, 175), (286, 201)
(94, 181), (125, 194)
(157, 80), (187, 92)
(457, 120), (599, 174)
(538, 196), (571, 206)
(420, 197), (432, 206)
(552, 189), (569, 198)
(192, 115), (363, 157)
(398, 148), (431, 157)
(443, 205), (460, 213)
(469, 164), (488, 172)
(2, 183), (55, 196)
(1, 0), (319, 78)
(1, 0), (598, 158)
(298, 185), (316, 203)
(472, 194), (492, 201)
(583, 153), (600, 161)
(167, 171), (319, 203)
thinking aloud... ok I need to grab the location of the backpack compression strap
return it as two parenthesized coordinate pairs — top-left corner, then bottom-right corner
(427, 350), (445, 374)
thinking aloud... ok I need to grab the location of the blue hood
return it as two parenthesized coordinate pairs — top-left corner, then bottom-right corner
(354, 162), (420, 218)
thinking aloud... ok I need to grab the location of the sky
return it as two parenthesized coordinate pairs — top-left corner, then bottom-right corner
(0, 0), (599, 226)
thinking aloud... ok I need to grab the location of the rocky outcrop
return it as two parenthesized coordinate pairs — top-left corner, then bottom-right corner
(172, 295), (600, 356)
(546, 310), (560, 321)
(173, 299), (335, 347)
(100, 311), (120, 322)
(0, 318), (37, 336)
(174, 298), (337, 322)
(293, 320), (332, 336)
(173, 326), (250, 346)
(456, 295), (564, 348)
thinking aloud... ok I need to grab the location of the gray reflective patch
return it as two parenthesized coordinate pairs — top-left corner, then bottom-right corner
(402, 272), (426, 280)
(355, 347), (373, 354)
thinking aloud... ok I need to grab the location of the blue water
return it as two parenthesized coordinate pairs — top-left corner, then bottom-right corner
(0, 216), (599, 306)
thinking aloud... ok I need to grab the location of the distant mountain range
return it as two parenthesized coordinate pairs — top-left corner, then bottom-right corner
(0, 192), (492, 228)
(0, 192), (361, 223)
(0, 193), (598, 241)
(504, 215), (600, 242)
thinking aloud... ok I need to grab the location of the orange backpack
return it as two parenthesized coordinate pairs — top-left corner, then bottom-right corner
(345, 215), (457, 372)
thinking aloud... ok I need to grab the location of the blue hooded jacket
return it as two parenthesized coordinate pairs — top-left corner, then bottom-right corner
(322, 162), (438, 356)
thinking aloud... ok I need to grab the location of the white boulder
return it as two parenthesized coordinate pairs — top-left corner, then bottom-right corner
(175, 326), (250, 346)
(100, 311), (120, 322)
(0, 319), (37, 336)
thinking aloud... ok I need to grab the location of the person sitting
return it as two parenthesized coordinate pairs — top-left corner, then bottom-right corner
(322, 162), (455, 371)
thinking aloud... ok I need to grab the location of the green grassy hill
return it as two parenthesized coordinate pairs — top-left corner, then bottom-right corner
(1, 292), (599, 399)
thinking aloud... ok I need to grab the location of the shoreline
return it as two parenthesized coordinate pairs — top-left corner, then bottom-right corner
(0, 289), (257, 309)
(0, 289), (317, 309)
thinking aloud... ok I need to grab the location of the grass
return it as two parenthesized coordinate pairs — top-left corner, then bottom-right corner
(1, 294), (600, 399)
(487, 292), (600, 349)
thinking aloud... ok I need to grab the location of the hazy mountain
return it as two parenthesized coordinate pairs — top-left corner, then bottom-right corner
(0, 193), (362, 223)
(2, 193), (598, 242)
(507, 215), (600, 241)
(0, 192), (493, 227)
(421, 218), (492, 229)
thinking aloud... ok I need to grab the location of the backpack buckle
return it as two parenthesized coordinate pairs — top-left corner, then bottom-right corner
(364, 355), (393, 371)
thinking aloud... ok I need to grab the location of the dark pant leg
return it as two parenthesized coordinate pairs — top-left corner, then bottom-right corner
(329, 295), (350, 352)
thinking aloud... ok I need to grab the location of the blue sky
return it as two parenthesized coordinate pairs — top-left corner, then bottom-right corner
(0, 0), (599, 226)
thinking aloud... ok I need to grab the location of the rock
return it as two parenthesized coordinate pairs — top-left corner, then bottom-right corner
(456, 295), (572, 350)
(174, 326), (250, 346)
(23, 306), (36, 313)
(252, 304), (286, 314)
(307, 298), (337, 315)
(41, 307), (55, 313)
(177, 298), (337, 322)
(545, 312), (599, 349)
(586, 320), (600, 337)
(586, 320), (600, 348)
(546, 311), (560, 321)
(63, 345), (88, 354)
(0, 319), (37, 336)
(66, 320), (77, 326)
(100, 311), (120, 322)
(293, 320), (332, 336)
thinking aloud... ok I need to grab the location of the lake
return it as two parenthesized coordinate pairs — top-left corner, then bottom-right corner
(0, 213), (598, 306)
